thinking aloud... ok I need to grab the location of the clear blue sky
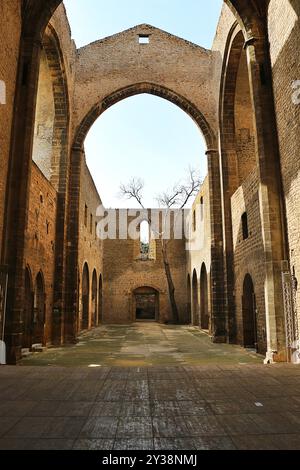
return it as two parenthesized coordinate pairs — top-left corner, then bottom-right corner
(64, 0), (223, 208)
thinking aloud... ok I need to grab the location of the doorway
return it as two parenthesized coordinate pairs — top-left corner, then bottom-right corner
(242, 274), (258, 350)
(200, 263), (209, 330)
(134, 287), (158, 321)
(33, 272), (45, 345)
(23, 267), (34, 348)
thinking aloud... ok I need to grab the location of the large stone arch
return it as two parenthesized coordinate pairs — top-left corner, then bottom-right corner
(73, 82), (216, 150)
(64, 82), (224, 343)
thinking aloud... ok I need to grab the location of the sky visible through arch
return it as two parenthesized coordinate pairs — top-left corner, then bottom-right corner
(64, 0), (223, 208)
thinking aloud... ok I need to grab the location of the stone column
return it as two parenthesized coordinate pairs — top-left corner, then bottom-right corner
(63, 146), (84, 344)
(206, 149), (227, 343)
(3, 37), (42, 363)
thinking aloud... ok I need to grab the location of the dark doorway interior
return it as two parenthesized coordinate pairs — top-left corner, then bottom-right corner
(200, 263), (209, 330)
(242, 274), (258, 350)
(82, 263), (89, 330)
(33, 272), (45, 345)
(135, 287), (158, 321)
(23, 268), (34, 349)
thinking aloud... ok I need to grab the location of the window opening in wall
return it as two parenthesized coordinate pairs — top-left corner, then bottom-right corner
(200, 197), (204, 221)
(139, 35), (150, 44)
(193, 210), (196, 232)
(242, 212), (249, 240)
(140, 220), (150, 259)
(84, 205), (88, 227)
(90, 214), (93, 234)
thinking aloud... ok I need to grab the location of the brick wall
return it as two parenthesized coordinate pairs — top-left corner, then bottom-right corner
(0, 1), (22, 260)
(187, 178), (212, 330)
(24, 163), (57, 344)
(103, 210), (187, 325)
(78, 158), (103, 330)
(268, 0), (300, 323)
(231, 169), (267, 354)
(73, 24), (217, 142)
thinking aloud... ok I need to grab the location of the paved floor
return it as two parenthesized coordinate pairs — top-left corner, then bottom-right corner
(1, 324), (300, 450)
(21, 323), (263, 367)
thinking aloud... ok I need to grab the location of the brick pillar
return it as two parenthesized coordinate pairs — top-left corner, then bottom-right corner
(63, 146), (83, 344)
(206, 149), (227, 342)
(3, 37), (42, 364)
(245, 37), (288, 362)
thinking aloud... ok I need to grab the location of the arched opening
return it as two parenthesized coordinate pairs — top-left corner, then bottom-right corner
(33, 272), (45, 345)
(220, 27), (258, 343)
(187, 274), (191, 324)
(134, 287), (159, 321)
(200, 263), (209, 330)
(242, 274), (258, 350)
(91, 270), (98, 328)
(192, 269), (199, 326)
(98, 275), (103, 325)
(82, 263), (90, 330)
(32, 26), (69, 190)
(82, 89), (211, 209)
(23, 267), (34, 349)
(140, 220), (150, 258)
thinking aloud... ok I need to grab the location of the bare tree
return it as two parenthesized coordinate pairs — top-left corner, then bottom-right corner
(120, 169), (202, 324)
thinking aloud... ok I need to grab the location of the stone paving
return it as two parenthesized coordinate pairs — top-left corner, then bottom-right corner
(0, 324), (300, 450)
(21, 323), (263, 367)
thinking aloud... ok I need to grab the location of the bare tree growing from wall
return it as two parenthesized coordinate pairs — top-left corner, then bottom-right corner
(120, 168), (201, 324)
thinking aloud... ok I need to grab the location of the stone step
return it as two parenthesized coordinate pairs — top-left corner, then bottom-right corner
(21, 348), (32, 358)
(31, 344), (46, 353)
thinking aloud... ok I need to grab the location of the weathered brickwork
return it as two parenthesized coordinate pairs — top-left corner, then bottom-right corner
(187, 178), (212, 330)
(78, 158), (103, 330)
(231, 169), (267, 354)
(73, 24), (217, 143)
(268, 0), (300, 326)
(103, 210), (187, 325)
(0, 1), (21, 259)
(24, 163), (57, 345)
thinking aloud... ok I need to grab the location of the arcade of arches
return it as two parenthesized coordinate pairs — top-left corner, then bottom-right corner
(0, 0), (300, 367)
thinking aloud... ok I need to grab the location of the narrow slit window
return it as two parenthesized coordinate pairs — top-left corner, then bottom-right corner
(200, 197), (204, 221)
(193, 210), (196, 232)
(139, 35), (150, 44)
(242, 212), (249, 240)
(84, 205), (88, 227)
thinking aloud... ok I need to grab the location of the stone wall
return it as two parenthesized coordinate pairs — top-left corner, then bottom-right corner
(24, 163), (57, 344)
(0, 1), (22, 260)
(268, 0), (300, 323)
(103, 210), (187, 325)
(187, 178), (212, 330)
(78, 158), (103, 330)
(231, 169), (267, 354)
